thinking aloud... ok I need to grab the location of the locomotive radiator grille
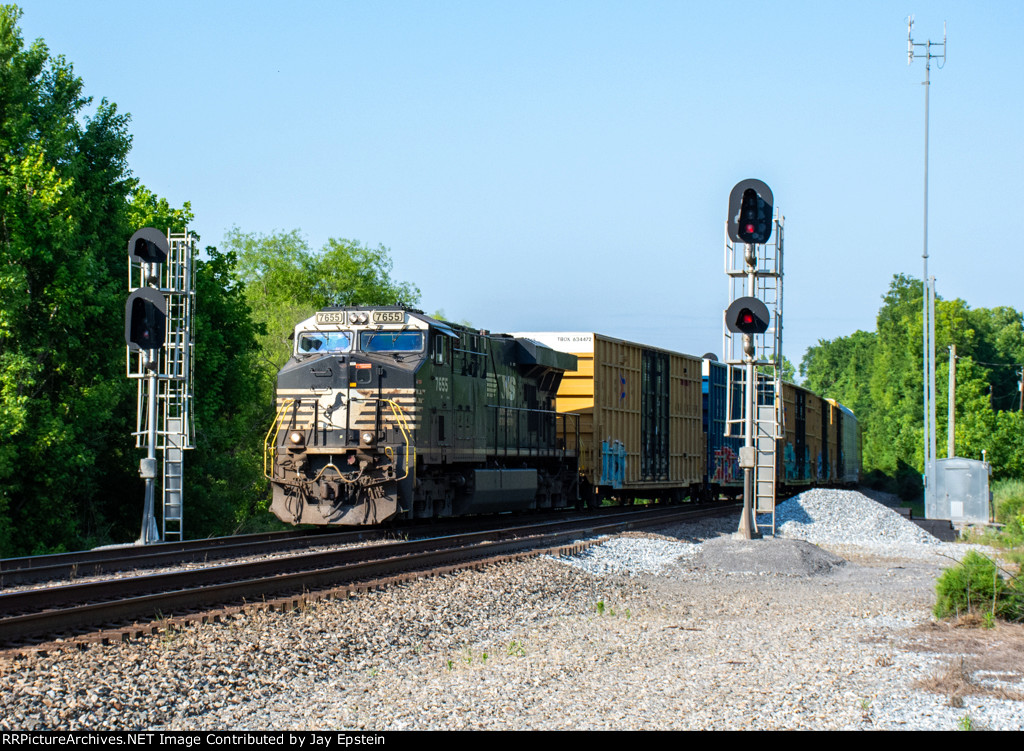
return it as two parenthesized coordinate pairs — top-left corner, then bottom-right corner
(273, 389), (419, 434)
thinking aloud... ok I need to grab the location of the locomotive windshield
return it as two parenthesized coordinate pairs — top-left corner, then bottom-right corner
(359, 330), (424, 353)
(297, 331), (353, 353)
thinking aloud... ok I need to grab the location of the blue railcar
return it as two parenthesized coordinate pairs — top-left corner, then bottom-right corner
(701, 359), (744, 498)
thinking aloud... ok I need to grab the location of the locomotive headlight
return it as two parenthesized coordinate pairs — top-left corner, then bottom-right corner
(361, 431), (375, 445)
(289, 431), (304, 445)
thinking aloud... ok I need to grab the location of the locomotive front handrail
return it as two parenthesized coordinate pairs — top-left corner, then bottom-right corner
(264, 398), (296, 479)
(381, 398), (415, 481)
(264, 395), (414, 480)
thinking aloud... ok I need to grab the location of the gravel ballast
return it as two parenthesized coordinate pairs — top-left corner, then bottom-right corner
(1, 488), (1022, 731)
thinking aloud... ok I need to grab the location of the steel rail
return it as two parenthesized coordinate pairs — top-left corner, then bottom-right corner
(0, 512), (570, 586)
(0, 527), (383, 587)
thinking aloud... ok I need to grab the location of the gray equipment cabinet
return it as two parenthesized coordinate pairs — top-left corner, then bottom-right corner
(927, 458), (992, 523)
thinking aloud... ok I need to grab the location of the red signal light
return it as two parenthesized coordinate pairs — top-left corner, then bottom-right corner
(727, 179), (773, 246)
(725, 297), (770, 335)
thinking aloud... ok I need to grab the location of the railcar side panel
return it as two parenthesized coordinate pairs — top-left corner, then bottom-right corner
(780, 382), (828, 486)
(806, 390), (824, 482)
(835, 401), (862, 484)
(510, 332), (703, 500)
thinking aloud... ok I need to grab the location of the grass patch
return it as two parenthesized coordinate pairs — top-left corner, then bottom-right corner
(231, 511), (301, 536)
(961, 479), (1024, 566)
(994, 479), (1024, 539)
(934, 551), (1023, 623)
(915, 655), (1024, 708)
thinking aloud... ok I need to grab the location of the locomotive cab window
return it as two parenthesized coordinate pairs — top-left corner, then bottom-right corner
(433, 334), (449, 365)
(297, 331), (352, 354)
(359, 330), (424, 353)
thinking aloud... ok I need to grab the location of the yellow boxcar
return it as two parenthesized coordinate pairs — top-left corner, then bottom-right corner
(826, 398), (861, 484)
(509, 333), (704, 501)
(780, 381), (827, 486)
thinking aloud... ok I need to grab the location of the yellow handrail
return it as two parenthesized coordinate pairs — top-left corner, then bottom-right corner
(382, 398), (415, 481)
(263, 398), (295, 480)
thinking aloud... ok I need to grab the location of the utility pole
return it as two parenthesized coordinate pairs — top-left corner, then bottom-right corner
(947, 344), (955, 458)
(907, 17), (946, 517)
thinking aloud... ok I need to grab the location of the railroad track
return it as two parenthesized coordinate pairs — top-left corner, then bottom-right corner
(0, 503), (737, 652)
(0, 506), (667, 587)
(0, 527), (400, 588)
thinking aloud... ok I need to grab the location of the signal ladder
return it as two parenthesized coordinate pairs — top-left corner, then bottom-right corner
(722, 215), (784, 535)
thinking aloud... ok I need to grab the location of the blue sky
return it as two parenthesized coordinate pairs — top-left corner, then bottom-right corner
(16, 1), (1023, 370)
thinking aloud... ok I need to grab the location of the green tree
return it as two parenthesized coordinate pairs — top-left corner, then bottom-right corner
(0, 6), (136, 553)
(967, 306), (1024, 412)
(0, 6), (193, 554)
(185, 245), (268, 532)
(800, 273), (1024, 491)
(800, 329), (876, 422)
(224, 227), (421, 379)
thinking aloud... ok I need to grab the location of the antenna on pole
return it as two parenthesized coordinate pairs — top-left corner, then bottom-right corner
(906, 16), (946, 519)
(907, 15), (914, 65)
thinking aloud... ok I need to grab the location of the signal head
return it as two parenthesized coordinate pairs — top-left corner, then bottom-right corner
(725, 296), (770, 335)
(128, 227), (169, 265)
(727, 179), (774, 246)
(125, 288), (167, 352)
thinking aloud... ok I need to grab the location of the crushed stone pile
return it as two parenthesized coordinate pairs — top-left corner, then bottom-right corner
(555, 536), (702, 577)
(553, 488), (984, 578)
(763, 488), (940, 548)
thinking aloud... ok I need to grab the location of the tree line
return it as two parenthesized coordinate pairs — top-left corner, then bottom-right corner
(2, 6), (1022, 555)
(800, 274), (1024, 496)
(0, 7), (419, 555)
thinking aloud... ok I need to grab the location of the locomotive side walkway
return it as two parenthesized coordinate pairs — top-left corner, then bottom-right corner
(1, 490), (1022, 731)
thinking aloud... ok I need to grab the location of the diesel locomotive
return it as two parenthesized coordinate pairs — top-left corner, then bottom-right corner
(265, 306), (581, 525)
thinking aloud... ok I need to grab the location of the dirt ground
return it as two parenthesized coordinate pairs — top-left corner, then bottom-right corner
(906, 619), (1024, 706)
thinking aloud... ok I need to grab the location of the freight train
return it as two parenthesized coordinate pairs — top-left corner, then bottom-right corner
(265, 307), (860, 526)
